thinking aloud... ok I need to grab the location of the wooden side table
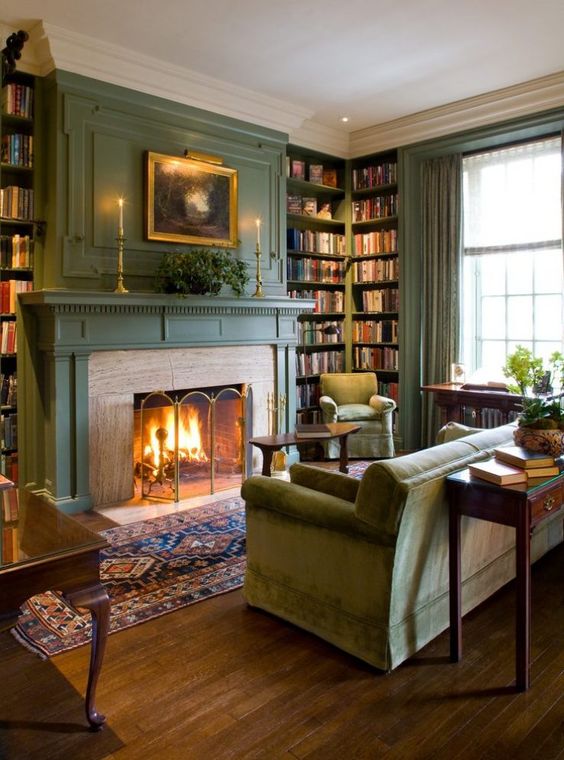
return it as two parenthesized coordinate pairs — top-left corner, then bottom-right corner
(446, 468), (563, 691)
(249, 423), (361, 476)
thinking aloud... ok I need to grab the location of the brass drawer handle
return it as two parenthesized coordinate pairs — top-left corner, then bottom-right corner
(543, 495), (555, 512)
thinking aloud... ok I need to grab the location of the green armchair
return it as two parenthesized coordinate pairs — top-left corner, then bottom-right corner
(319, 372), (396, 459)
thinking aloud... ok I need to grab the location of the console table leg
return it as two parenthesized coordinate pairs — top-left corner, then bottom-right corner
(449, 507), (462, 662)
(66, 583), (110, 729)
(515, 513), (531, 691)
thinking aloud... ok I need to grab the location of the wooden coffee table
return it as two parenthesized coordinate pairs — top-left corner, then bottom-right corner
(249, 422), (361, 476)
(0, 487), (110, 729)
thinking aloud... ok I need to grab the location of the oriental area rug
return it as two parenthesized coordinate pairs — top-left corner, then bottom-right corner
(11, 461), (372, 659)
(11, 495), (246, 659)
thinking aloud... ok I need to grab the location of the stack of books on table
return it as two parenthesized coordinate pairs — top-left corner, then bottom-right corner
(468, 446), (560, 486)
(295, 423), (332, 439)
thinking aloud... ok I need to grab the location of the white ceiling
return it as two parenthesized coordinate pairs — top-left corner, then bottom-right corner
(2, 1), (564, 153)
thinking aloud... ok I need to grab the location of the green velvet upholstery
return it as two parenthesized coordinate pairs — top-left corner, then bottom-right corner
(242, 423), (563, 671)
(319, 372), (396, 459)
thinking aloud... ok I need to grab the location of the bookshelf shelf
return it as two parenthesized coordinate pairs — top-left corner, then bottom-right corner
(1, 70), (37, 483)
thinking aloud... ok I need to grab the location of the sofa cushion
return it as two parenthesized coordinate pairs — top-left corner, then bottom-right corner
(436, 421), (484, 443)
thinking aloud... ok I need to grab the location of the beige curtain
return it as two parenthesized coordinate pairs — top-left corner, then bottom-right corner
(422, 154), (462, 446)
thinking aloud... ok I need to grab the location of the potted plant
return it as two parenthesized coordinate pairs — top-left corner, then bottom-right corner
(502, 345), (544, 395)
(155, 248), (249, 297)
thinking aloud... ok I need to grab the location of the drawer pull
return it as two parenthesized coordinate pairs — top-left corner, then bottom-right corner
(543, 495), (555, 512)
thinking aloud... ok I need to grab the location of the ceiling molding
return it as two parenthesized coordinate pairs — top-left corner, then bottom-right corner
(350, 71), (564, 157)
(288, 119), (350, 158)
(27, 22), (314, 135)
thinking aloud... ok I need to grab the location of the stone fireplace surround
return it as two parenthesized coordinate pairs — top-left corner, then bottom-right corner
(19, 291), (309, 514)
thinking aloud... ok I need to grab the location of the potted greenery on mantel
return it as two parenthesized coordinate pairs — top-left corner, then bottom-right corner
(502, 345), (564, 456)
(155, 248), (249, 297)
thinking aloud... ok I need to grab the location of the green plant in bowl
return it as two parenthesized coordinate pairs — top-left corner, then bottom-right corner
(155, 248), (249, 297)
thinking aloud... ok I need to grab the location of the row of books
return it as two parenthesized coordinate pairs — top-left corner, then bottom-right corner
(1, 412), (17, 450)
(0, 321), (17, 354)
(287, 257), (345, 283)
(352, 319), (399, 344)
(1, 133), (33, 168)
(296, 381), (321, 410)
(468, 446), (563, 485)
(353, 230), (398, 256)
(0, 280), (33, 314)
(0, 374), (17, 407)
(288, 289), (345, 314)
(353, 258), (399, 283)
(2, 83), (33, 119)
(352, 162), (397, 190)
(1, 485), (18, 522)
(379, 381), (399, 403)
(352, 195), (399, 222)
(354, 346), (399, 371)
(0, 451), (18, 481)
(0, 233), (33, 268)
(360, 288), (399, 313)
(298, 320), (343, 345)
(287, 228), (346, 256)
(296, 350), (345, 377)
(0, 186), (34, 220)
(287, 194), (333, 219)
(286, 159), (338, 187)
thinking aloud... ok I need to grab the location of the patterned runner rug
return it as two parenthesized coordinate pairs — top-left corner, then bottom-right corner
(12, 495), (246, 658)
(11, 462), (372, 659)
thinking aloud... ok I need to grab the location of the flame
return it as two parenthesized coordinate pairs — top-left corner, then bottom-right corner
(143, 406), (208, 469)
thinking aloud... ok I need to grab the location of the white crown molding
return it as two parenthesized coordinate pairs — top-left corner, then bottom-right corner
(0, 22), (44, 75)
(28, 22), (314, 135)
(350, 71), (564, 157)
(289, 119), (350, 158)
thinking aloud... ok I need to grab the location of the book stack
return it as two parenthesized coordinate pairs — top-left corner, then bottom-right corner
(295, 423), (333, 439)
(468, 446), (561, 485)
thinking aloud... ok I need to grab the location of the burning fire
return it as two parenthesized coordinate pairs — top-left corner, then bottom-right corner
(143, 407), (208, 472)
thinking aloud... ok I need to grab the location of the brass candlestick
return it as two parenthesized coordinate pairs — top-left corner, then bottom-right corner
(252, 241), (265, 298)
(114, 229), (128, 293)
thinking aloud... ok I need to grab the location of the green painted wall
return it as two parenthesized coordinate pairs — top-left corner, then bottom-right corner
(39, 70), (288, 295)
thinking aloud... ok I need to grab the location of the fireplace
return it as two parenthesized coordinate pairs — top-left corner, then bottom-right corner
(133, 384), (252, 502)
(19, 291), (309, 514)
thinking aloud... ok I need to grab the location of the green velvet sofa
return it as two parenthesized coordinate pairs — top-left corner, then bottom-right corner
(241, 423), (563, 671)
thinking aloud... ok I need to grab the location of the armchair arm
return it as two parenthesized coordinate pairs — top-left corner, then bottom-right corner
(290, 463), (360, 503)
(242, 475), (393, 544)
(319, 394), (338, 422)
(369, 394), (397, 415)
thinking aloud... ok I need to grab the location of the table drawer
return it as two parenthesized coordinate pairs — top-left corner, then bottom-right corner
(530, 482), (563, 526)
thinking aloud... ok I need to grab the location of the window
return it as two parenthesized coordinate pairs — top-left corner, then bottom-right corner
(462, 136), (563, 378)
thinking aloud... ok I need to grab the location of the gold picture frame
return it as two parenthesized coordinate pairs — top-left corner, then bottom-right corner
(145, 151), (238, 247)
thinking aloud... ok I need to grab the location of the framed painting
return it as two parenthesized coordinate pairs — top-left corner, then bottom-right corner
(145, 151), (238, 247)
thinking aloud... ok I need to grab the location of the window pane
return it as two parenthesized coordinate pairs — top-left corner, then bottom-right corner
(534, 249), (563, 294)
(507, 252), (533, 294)
(481, 341), (506, 374)
(507, 296), (533, 339)
(481, 297), (505, 338)
(480, 256), (505, 295)
(534, 295), (562, 340)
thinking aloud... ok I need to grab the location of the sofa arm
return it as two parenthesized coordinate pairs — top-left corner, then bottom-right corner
(289, 463), (360, 503)
(319, 395), (338, 421)
(369, 394), (397, 415)
(242, 475), (394, 544)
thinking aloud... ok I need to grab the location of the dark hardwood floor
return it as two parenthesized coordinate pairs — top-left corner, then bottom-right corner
(0, 510), (562, 760)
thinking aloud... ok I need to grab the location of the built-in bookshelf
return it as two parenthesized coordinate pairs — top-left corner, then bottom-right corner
(286, 145), (346, 422)
(0, 71), (37, 483)
(350, 150), (400, 425)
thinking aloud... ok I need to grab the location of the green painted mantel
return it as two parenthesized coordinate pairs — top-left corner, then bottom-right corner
(19, 290), (312, 513)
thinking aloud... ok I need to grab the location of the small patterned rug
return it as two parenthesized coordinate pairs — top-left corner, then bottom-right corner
(11, 495), (246, 659)
(11, 463), (372, 659)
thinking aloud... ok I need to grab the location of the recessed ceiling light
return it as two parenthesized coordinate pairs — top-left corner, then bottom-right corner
(340, 116), (349, 123)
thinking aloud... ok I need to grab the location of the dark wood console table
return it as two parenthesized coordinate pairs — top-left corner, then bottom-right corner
(446, 467), (563, 691)
(0, 488), (110, 729)
(250, 423), (361, 476)
(421, 382), (524, 427)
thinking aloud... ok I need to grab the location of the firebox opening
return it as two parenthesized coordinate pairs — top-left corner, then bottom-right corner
(133, 384), (251, 503)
